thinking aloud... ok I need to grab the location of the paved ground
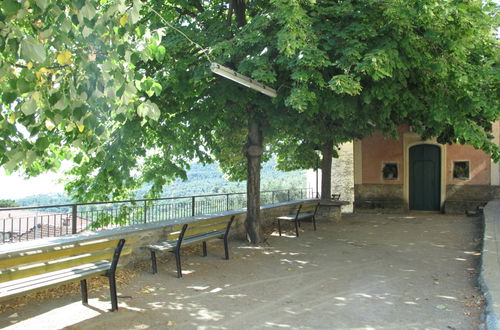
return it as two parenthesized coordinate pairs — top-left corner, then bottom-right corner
(0, 213), (484, 329)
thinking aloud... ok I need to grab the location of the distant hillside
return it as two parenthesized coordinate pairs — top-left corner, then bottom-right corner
(15, 160), (306, 207)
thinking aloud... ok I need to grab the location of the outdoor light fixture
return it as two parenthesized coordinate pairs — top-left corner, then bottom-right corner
(210, 62), (277, 98)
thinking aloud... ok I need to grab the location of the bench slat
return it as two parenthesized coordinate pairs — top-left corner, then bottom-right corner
(168, 221), (228, 240)
(183, 223), (227, 238)
(0, 247), (131, 283)
(145, 230), (224, 252)
(0, 239), (128, 269)
(300, 204), (319, 213)
(0, 261), (111, 301)
(182, 231), (224, 244)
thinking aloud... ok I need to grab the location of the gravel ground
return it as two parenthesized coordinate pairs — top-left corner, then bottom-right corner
(0, 212), (484, 330)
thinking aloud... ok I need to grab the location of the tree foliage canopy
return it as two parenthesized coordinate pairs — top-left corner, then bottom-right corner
(0, 0), (498, 202)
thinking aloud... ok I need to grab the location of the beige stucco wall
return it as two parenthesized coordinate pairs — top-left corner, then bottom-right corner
(446, 144), (491, 185)
(361, 126), (406, 185)
(353, 124), (498, 212)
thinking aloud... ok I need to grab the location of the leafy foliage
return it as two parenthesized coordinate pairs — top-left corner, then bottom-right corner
(0, 199), (18, 207)
(0, 0), (498, 208)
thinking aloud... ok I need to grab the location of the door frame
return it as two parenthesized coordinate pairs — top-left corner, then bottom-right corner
(403, 133), (446, 211)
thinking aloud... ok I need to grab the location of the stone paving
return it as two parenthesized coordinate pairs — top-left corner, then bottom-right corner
(0, 212), (484, 329)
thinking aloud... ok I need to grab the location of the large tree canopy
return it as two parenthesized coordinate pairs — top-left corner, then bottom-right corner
(0, 0), (498, 241)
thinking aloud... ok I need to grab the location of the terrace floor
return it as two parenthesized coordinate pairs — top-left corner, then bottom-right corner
(0, 213), (484, 329)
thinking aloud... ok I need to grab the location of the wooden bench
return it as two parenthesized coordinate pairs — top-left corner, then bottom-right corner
(276, 202), (320, 237)
(0, 237), (132, 311)
(144, 215), (235, 278)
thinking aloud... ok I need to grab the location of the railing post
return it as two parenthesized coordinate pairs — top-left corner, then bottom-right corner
(226, 194), (230, 211)
(287, 190), (290, 201)
(301, 189), (303, 199)
(192, 196), (196, 217)
(272, 191), (275, 204)
(143, 200), (147, 224)
(72, 204), (77, 234)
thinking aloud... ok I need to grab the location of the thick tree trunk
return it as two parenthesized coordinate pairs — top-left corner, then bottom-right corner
(245, 108), (263, 243)
(229, 0), (247, 27)
(320, 139), (334, 201)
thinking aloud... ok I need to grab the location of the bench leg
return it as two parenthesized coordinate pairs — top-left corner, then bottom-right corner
(223, 236), (230, 260)
(108, 275), (118, 311)
(294, 220), (299, 237)
(80, 279), (88, 305)
(150, 250), (158, 274)
(277, 219), (282, 236)
(174, 248), (182, 278)
(202, 241), (207, 257)
(312, 216), (317, 231)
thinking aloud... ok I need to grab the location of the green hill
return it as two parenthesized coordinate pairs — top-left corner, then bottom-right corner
(15, 160), (306, 206)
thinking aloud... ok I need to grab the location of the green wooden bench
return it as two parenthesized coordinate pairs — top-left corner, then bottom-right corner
(0, 237), (133, 311)
(144, 215), (235, 278)
(276, 202), (320, 237)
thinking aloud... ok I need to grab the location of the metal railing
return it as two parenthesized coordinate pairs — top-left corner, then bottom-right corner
(0, 188), (313, 244)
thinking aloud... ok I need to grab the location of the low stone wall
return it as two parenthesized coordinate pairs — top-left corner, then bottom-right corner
(1, 199), (338, 268)
(444, 185), (500, 214)
(354, 184), (405, 212)
(479, 199), (500, 329)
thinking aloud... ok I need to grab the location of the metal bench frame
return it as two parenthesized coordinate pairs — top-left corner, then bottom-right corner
(145, 215), (235, 278)
(276, 202), (320, 237)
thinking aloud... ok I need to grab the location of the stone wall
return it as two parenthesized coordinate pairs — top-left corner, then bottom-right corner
(354, 184), (405, 212)
(0, 200), (334, 269)
(443, 185), (500, 214)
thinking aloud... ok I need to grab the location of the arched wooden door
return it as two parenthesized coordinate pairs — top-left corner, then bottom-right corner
(409, 144), (441, 211)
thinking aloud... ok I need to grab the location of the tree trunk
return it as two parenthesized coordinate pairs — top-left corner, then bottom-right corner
(230, 0), (247, 27)
(320, 139), (333, 201)
(245, 107), (263, 243)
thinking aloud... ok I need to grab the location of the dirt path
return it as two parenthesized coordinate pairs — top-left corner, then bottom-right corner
(1, 213), (484, 329)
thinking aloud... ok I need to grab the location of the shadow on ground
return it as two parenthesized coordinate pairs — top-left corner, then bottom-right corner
(0, 213), (484, 329)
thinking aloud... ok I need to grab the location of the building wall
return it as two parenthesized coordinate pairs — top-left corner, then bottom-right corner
(361, 127), (406, 185)
(446, 144), (491, 185)
(354, 123), (499, 213)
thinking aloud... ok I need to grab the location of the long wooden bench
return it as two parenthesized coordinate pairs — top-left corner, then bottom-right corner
(276, 202), (320, 237)
(143, 215), (235, 278)
(0, 237), (133, 311)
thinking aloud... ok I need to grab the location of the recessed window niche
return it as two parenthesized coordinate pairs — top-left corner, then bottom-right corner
(453, 161), (470, 180)
(382, 163), (398, 180)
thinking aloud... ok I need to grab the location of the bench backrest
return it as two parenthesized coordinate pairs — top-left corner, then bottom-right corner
(299, 202), (320, 216)
(0, 237), (134, 283)
(167, 215), (235, 241)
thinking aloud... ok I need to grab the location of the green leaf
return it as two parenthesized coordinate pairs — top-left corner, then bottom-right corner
(80, 3), (96, 21)
(154, 45), (166, 62)
(35, 0), (48, 11)
(1, 0), (21, 17)
(21, 97), (37, 115)
(151, 82), (162, 96)
(20, 36), (46, 63)
(137, 101), (160, 121)
(35, 136), (50, 151)
(2, 91), (17, 104)
(17, 79), (32, 94)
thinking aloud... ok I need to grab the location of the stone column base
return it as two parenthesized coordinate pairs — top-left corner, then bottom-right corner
(317, 205), (341, 223)
(316, 201), (349, 223)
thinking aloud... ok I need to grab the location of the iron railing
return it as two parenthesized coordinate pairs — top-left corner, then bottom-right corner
(0, 188), (313, 244)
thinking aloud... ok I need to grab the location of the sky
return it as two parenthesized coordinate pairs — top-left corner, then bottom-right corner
(0, 169), (65, 199)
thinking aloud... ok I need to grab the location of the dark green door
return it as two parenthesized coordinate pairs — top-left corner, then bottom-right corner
(409, 145), (441, 211)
